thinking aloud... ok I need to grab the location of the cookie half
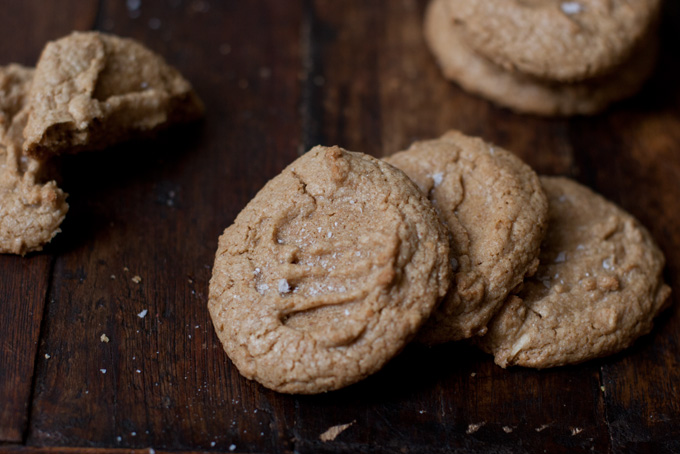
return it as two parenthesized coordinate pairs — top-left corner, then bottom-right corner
(23, 31), (204, 159)
(424, 0), (659, 116)
(478, 177), (671, 368)
(450, 0), (661, 82)
(208, 146), (451, 393)
(386, 131), (548, 344)
(1, 65), (68, 255)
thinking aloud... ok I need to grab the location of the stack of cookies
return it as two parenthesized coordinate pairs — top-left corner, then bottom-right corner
(424, 0), (662, 115)
(0, 32), (203, 255)
(208, 131), (670, 394)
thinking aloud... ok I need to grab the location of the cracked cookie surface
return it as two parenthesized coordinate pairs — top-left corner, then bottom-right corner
(208, 146), (450, 393)
(23, 31), (204, 159)
(424, 0), (659, 116)
(478, 177), (671, 368)
(386, 131), (547, 344)
(450, 0), (661, 82)
(1, 65), (68, 255)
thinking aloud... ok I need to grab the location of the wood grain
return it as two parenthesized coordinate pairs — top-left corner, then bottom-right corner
(0, 1), (678, 453)
(0, 0), (99, 442)
(26, 0), (303, 451)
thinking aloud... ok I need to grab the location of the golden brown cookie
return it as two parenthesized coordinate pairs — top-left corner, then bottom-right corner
(478, 177), (671, 368)
(0, 64), (33, 139)
(23, 31), (204, 159)
(385, 131), (548, 344)
(0, 65), (68, 255)
(424, 0), (659, 116)
(450, 0), (661, 82)
(208, 146), (451, 393)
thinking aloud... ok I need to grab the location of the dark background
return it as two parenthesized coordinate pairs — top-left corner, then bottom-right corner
(1, 1), (679, 453)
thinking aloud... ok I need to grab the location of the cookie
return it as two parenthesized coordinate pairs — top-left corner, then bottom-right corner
(208, 146), (451, 393)
(424, 0), (659, 116)
(478, 177), (671, 368)
(385, 131), (547, 344)
(1, 66), (68, 255)
(0, 64), (34, 140)
(23, 31), (204, 159)
(450, 0), (661, 82)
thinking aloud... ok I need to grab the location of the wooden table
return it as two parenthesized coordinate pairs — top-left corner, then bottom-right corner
(1, 1), (679, 453)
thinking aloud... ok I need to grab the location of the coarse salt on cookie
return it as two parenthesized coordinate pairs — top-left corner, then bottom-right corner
(208, 146), (450, 393)
(560, 2), (583, 15)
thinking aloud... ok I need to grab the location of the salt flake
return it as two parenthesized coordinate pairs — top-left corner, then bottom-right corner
(561, 2), (583, 14)
(431, 172), (444, 187)
(278, 279), (290, 293)
(138, 309), (148, 318)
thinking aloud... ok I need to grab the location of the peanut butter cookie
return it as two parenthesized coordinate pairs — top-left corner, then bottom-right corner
(478, 177), (671, 368)
(424, 0), (659, 116)
(209, 146), (451, 393)
(23, 31), (204, 159)
(386, 131), (547, 344)
(1, 65), (68, 255)
(450, 0), (661, 82)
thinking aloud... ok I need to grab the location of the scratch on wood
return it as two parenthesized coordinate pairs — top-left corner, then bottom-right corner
(319, 420), (355, 442)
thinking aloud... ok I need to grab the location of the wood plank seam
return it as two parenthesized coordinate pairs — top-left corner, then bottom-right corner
(22, 256), (58, 445)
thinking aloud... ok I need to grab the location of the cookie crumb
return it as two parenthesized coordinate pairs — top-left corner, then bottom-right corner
(138, 309), (148, 318)
(320, 421), (355, 442)
(466, 422), (485, 434)
(132, 275), (142, 284)
(561, 2), (583, 14)
(100, 333), (110, 343)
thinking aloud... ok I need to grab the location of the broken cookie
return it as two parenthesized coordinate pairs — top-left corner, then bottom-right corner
(23, 31), (204, 159)
(1, 65), (68, 255)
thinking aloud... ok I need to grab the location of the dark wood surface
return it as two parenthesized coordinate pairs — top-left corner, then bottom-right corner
(1, 1), (679, 453)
